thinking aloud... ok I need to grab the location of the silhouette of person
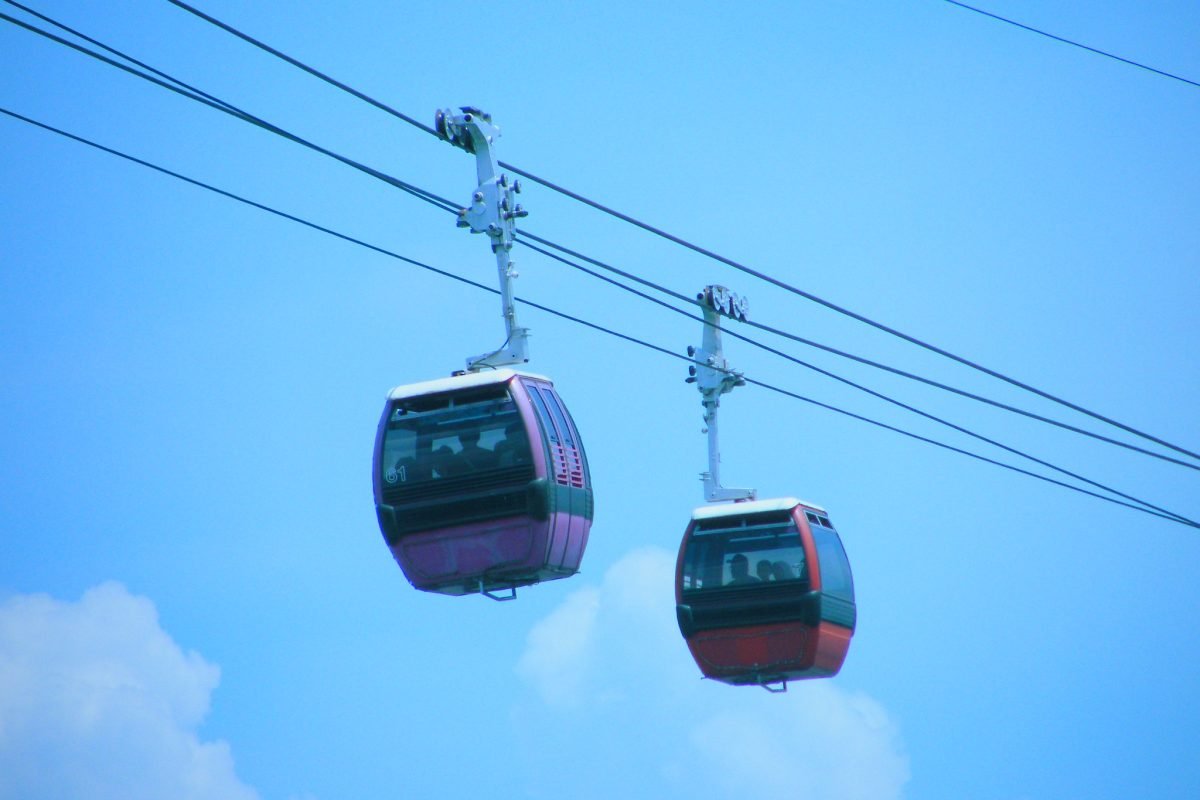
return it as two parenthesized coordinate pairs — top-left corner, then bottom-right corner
(756, 559), (774, 582)
(454, 429), (497, 472)
(493, 421), (527, 467)
(431, 444), (457, 478)
(728, 554), (761, 586)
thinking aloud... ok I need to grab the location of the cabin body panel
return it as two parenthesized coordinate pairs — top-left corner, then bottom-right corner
(516, 375), (592, 578)
(686, 621), (817, 684)
(811, 621), (853, 675)
(675, 498), (855, 685)
(373, 369), (592, 596)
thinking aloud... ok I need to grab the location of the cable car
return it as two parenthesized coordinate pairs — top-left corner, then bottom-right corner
(372, 368), (593, 598)
(674, 497), (856, 688)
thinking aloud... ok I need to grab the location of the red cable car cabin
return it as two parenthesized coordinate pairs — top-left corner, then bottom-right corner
(373, 369), (593, 598)
(675, 497), (856, 688)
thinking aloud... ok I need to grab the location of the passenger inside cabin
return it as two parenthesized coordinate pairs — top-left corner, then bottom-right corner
(431, 445), (456, 478)
(449, 429), (498, 474)
(493, 422), (526, 467)
(772, 561), (797, 581)
(728, 554), (761, 586)
(756, 559), (774, 582)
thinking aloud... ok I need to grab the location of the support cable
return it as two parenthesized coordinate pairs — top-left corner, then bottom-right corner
(5, 0), (239, 115)
(52, 0), (1173, 473)
(741, 317), (1200, 471)
(155, 0), (1200, 463)
(942, 0), (1200, 90)
(516, 233), (1200, 473)
(515, 178), (1200, 462)
(516, 236), (1199, 528)
(4, 103), (1195, 529)
(163, 0), (439, 136)
(11, 1), (1196, 464)
(0, 7), (459, 215)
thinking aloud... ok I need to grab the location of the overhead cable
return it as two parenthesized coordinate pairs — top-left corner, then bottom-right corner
(515, 237), (1200, 528)
(4, 104), (1194, 529)
(942, 0), (1200, 90)
(0, 7), (458, 215)
(158, 0), (1200, 463)
(12, 0), (1196, 482)
(163, 0), (439, 137)
(5, 0), (240, 116)
(516, 232), (1200, 473)
(9, 1), (1198, 489)
(741, 316), (1199, 471)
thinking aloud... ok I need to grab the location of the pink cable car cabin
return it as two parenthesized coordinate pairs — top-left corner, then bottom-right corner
(675, 497), (856, 689)
(373, 369), (593, 599)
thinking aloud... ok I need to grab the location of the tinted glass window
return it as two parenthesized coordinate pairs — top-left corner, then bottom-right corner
(681, 513), (808, 593)
(381, 385), (531, 486)
(539, 387), (576, 448)
(526, 385), (560, 446)
(811, 525), (854, 603)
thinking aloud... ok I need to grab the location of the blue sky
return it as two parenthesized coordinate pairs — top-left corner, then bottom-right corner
(2, 1), (1198, 798)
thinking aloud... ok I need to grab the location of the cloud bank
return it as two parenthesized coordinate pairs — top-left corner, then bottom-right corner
(516, 547), (909, 800)
(0, 582), (259, 800)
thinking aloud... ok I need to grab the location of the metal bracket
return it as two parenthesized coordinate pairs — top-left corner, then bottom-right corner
(687, 285), (756, 503)
(478, 578), (518, 602)
(758, 676), (789, 693)
(436, 107), (530, 370)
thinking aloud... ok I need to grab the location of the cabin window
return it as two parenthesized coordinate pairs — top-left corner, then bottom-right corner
(681, 513), (808, 593)
(526, 385), (560, 446)
(811, 525), (854, 603)
(381, 385), (532, 486)
(539, 388), (577, 448)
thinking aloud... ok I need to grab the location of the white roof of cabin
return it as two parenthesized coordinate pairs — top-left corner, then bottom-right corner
(691, 496), (826, 520)
(385, 368), (551, 401)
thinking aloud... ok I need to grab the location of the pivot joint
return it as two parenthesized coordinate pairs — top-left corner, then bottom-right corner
(436, 107), (526, 252)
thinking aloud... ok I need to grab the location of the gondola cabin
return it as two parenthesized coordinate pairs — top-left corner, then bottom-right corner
(373, 369), (593, 598)
(675, 498), (856, 688)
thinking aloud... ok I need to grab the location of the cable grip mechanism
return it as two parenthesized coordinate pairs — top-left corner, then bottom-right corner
(436, 107), (530, 370)
(688, 285), (755, 503)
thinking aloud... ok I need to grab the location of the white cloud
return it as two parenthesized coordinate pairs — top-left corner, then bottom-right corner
(516, 547), (910, 799)
(0, 582), (259, 800)
(600, 546), (676, 619)
(515, 586), (600, 707)
(690, 685), (909, 800)
(515, 547), (682, 707)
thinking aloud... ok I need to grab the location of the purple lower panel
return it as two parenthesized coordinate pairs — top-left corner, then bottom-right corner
(543, 511), (592, 573)
(546, 511), (569, 567)
(395, 516), (547, 592)
(556, 511), (591, 572)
